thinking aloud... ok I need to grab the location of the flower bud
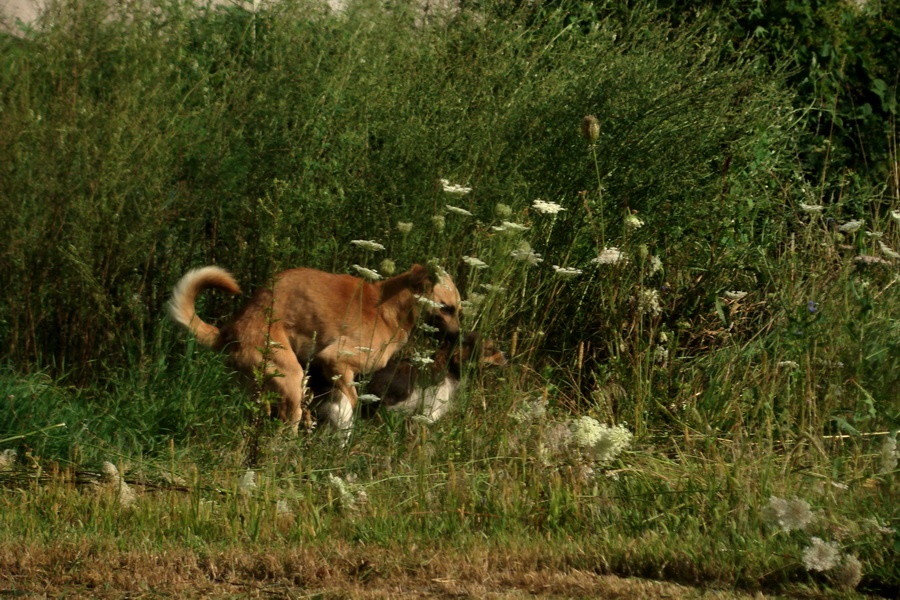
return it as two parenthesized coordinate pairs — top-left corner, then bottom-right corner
(581, 115), (600, 144)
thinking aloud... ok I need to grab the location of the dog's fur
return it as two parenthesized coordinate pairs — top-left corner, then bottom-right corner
(168, 264), (461, 432)
(309, 332), (507, 423)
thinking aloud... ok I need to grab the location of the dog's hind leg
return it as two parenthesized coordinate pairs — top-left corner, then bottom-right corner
(261, 334), (306, 435)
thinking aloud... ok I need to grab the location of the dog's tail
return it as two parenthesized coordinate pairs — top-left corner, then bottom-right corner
(168, 266), (241, 348)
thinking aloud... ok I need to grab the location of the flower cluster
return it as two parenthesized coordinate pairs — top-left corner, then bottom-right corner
(569, 416), (633, 464)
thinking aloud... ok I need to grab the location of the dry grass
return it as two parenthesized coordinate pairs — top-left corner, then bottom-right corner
(0, 541), (772, 599)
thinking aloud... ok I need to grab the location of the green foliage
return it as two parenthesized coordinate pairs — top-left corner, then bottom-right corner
(0, 0), (898, 594)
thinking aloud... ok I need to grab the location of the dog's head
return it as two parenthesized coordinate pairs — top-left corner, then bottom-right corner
(409, 263), (462, 338)
(456, 332), (509, 368)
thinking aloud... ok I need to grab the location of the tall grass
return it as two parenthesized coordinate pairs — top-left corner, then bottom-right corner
(0, 0), (898, 596)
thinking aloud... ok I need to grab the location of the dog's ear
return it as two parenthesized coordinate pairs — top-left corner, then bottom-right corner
(407, 264), (434, 294)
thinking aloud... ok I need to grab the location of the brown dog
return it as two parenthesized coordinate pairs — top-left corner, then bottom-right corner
(168, 264), (461, 433)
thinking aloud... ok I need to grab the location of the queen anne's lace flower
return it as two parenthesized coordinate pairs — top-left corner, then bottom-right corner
(839, 219), (864, 233)
(802, 537), (841, 572)
(396, 221), (413, 234)
(446, 205), (473, 217)
(569, 417), (633, 464)
(441, 179), (472, 196)
(763, 496), (815, 532)
(352, 265), (382, 280)
(532, 199), (566, 214)
(624, 214), (644, 231)
(462, 256), (489, 269)
(591, 247), (627, 265)
(492, 221), (530, 233)
(350, 239), (385, 252)
(799, 203), (825, 213)
(552, 265), (583, 279)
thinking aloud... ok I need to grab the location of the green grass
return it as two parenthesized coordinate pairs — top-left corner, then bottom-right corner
(1, 0), (898, 597)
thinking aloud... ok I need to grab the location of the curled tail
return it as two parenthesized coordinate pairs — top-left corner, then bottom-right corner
(168, 266), (241, 348)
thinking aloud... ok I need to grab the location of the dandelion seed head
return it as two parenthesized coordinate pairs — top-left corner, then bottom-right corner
(350, 239), (385, 252)
(532, 199), (566, 215)
(802, 537), (841, 572)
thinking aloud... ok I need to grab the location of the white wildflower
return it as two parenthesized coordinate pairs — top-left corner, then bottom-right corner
(350, 239), (385, 252)
(410, 351), (435, 367)
(102, 461), (137, 507)
(0, 449), (16, 471)
(239, 469), (257, 493)
(649, 255), (663, 275)
(777, 361), (800, 369)
(440, 179), (472, 196)
(892, 210), (900, 223)
(569, 417), (633, 464)
(465, 293), (485, 306)
(510, 396), (548, 424)
(638, 288), (662, 317)
(495, 203), (513, 218)
(802, 537), (841, 572)
(799, 203), (825, 213)
(276, 499), (292, 517)
(552, 265), (583, 279)
(492, 221), (530, 233)
(327, 474), (356, 509)
(532, 199), (566, 215)
(352, 265), (382, 280)
(445, 205), (473, 217)
(591, 247), (627, 265)
(415, 294), (443, 310)
(396, 221), (413, 234)
(834, 554), (863, 590)
(510, 242), (543, 266)
(878, 241), (900, 259)
(724, 291), (748, 300)
(879, 436), (898, 475)
(854, 255), (890, 266)
(462, 256), (489, 269)
(358, 394), (381, 403)
(418, 323), (440, 334)
(865, 231), (883, 238)
(624, 213), (644, 231)
(653, 345), (668, 366)
(839, 219), (864, 233)
(431, 215), (446, 232)
(763, 496), (815, 532)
